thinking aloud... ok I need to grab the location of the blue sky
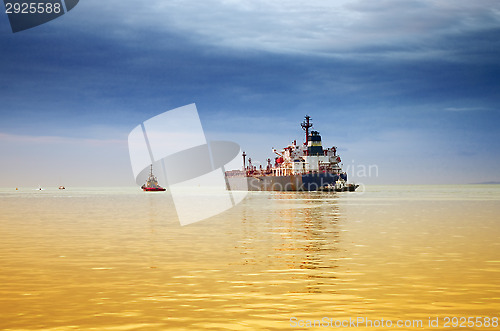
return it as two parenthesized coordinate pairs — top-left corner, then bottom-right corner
(1, 0), (499, 186)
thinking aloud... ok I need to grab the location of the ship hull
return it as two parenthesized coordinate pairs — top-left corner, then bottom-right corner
(226, 173), (350, 192)
(142, 186), (166, 192)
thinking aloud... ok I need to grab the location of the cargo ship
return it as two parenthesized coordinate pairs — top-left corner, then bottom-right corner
(226, 116), (358, 192)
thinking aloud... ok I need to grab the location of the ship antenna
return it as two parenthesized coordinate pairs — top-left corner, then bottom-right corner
(150, 164), (153, 177)
(301, 115), (313, 145)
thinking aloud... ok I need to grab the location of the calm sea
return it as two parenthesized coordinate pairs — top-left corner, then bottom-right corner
(1, 185), (500, 330)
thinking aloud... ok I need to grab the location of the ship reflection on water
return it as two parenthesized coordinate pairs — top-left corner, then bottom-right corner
(1, 186), (500, 330)
(235, 192), (345, 294)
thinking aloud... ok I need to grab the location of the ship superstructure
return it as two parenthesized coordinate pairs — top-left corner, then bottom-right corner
(226, 116), (358, 192)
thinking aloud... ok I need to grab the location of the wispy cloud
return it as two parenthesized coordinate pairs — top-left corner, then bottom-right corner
(444, 107), (491, 112)
(0, 133), (126, 146)
(76, 0), (500, 60)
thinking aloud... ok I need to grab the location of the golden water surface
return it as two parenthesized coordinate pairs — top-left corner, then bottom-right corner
(1, 185), (500, 330)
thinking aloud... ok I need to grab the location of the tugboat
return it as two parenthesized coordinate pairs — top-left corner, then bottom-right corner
(225, 115), (358, 192)
(319, 177), (359, 192)
(141, 165), (166, 192)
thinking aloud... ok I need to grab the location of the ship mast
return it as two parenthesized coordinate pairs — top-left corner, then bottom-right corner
(301, 115), (313, 145)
